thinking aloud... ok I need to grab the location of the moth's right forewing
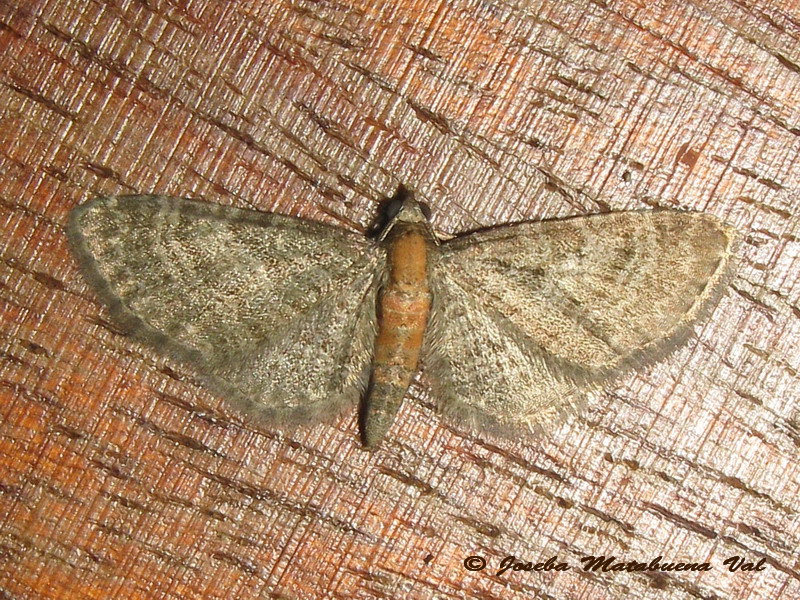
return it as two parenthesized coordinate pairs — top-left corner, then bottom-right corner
(431, 211), (736, 380)
(69, 195), (386, 426)
(423, 210), (736, 437)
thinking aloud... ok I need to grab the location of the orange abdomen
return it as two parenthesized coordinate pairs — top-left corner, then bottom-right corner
(362, 225), (431, 446)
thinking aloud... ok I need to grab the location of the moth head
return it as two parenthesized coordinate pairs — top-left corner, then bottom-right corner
(379, 187), (437, 242)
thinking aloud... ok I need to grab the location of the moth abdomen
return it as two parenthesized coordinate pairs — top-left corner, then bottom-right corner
(362, 202), (433, 447)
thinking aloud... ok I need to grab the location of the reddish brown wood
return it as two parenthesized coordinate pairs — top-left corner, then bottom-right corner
(1, 0), (798, 598)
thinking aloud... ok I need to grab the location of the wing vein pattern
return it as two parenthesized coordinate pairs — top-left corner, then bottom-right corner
(423, 210), (736, 435)
(69, 196), (386, 425)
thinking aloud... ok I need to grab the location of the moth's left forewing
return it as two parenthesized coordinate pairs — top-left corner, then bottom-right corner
(69, 196), (387, 428)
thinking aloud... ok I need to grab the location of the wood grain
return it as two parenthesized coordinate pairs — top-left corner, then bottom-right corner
(1, 0), (798, 598)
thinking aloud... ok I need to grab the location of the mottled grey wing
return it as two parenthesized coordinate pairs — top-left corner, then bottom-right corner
(423, 210), (737, 436)
(69, 196), (385, 425)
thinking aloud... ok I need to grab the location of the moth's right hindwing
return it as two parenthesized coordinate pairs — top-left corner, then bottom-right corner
(422, 211), (736, 435)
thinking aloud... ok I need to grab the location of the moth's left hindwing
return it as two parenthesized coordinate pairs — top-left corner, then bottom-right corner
(69, 196), (386, 425)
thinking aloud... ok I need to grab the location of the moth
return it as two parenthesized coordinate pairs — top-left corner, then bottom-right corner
(68, 190), (737, 446)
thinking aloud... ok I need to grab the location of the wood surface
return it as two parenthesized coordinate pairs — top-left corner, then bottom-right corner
(1, 0), (798, 598)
